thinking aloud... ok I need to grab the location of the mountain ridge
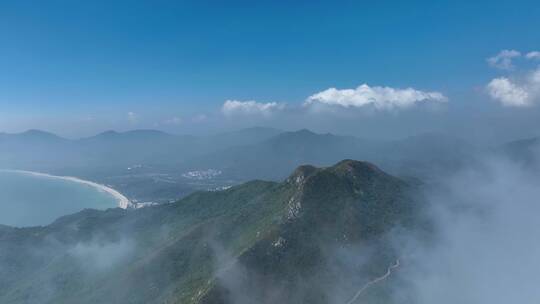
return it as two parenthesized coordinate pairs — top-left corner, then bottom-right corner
(0, 160), (423, 304)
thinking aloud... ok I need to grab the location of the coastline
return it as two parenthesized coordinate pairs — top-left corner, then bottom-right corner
(0, 169), (132, 209)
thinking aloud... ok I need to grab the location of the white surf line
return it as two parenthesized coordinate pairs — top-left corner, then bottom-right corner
(0, 169), (132, 209)
(345, 259), (400, 304)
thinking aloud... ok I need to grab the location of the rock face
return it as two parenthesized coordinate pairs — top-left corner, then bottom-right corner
(0, 160), (424, 304)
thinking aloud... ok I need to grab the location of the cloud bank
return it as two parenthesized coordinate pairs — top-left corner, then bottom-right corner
(487, 68), (540, 107)
(486, 49), (540, 107)
(305, 84), (447, 111)
(391, 155), (540, 304)
(487, 77), (531, 107)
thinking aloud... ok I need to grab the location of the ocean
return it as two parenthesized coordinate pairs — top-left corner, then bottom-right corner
(0, 171), (119, 227)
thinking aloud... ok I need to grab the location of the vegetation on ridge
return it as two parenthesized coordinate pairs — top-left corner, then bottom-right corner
(0, 160), (425, 304)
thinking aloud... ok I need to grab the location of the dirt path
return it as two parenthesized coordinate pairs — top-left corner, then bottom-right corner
(345, 259), (400, 304)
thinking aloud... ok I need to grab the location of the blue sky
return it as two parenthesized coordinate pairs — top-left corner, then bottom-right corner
(1, 0), (539, 140)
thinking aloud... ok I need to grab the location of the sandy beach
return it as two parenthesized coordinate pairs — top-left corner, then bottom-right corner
(0, 169), (132, 209)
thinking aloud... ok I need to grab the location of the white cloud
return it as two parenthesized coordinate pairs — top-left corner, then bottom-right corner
(222, 100), (286, 117)
(304, 84), (447, 111)
(486, 68), (540, 107)
(127, 112), (138, 124)
(487, 78), (530, 107)
(487, 49), (521, 70)
(526, 51), (540, 60)
(485, 49), (540, 107)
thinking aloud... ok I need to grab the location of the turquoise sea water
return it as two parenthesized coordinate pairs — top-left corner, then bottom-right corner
(0, 171), (118, 227)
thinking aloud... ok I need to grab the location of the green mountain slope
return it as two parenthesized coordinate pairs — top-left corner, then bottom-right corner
(0, 160), (424, 304)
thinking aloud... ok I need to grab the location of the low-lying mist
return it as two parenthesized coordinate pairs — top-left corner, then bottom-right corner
(390, 155), (540, 303)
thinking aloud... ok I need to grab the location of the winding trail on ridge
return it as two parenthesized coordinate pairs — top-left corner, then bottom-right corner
(345, 259), (400, 304)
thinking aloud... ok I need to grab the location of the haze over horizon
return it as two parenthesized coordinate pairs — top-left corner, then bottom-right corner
(1, 1), (540, 143)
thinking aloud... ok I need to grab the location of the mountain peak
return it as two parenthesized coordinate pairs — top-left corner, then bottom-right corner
(287, 164), (319, 185)
(277, 129), (319, 139)
(89, 129), (173, 140)
(284, 160), (400, 221)
(21, 129), (56, 136)
(269, 129), (340, 146)
(295, 128), (316, 135)
(331, 159), (384, 176)
(96, 130), (119, 137)
(287, 160), (386, 185)
(17, 129), (65, 141)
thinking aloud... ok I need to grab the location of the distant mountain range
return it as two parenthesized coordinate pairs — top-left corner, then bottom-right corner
(191, 129), (480, 181)
(0, 160), (425, 304)
(1, 127), (537, 193)
(0, 127), (283, 171)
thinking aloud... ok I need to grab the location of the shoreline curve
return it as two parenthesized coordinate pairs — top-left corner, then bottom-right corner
(0, 169), (132, 209)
